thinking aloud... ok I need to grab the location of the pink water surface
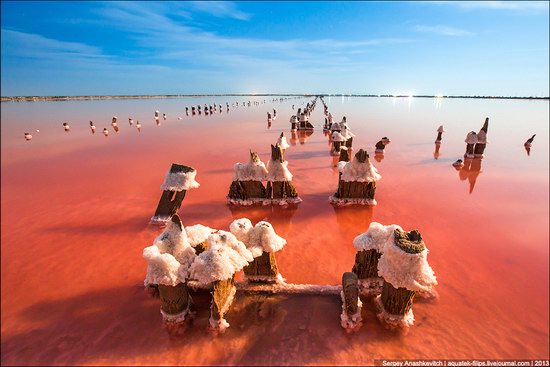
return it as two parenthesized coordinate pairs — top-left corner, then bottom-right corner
(1, 96), (548, 365)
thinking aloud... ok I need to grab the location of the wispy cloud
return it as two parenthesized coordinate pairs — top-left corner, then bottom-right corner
(185, 1), (251, 21)
(428, 1), (549, 11)
(413, 25), (474, 36)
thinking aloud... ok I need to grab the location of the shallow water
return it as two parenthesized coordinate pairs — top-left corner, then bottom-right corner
(1, 96), (548, 365)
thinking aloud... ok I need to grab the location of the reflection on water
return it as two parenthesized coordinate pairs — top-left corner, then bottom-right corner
(1, 96), (548, 365)
(433, 143), (441, 160)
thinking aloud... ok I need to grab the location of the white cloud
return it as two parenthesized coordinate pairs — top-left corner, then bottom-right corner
(429, 1), (549, 11)
(185, 1), (252, 21)
(413, 25), (474, 37)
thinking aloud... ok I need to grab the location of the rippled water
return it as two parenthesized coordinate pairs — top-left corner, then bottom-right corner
(1, 96), (548, 365)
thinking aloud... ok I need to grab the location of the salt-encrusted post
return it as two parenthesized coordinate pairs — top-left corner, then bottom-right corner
(63, 122), (70, 132)
(331, 131), (346, 156)
(375, 228), (437, 330)
(474, 118), (489, 158)
(524, 134), (536, 156)
(464, 131), (477, 158)
(375, 137), (391, 153)
(192, 106), (196, 115)
(189, 231), (253, 332)
(266, 144), (302, 205)
(339, 146), (350, 163)
(155, 110), (160, 120)
(352, 222), (400, 296)
(151, 164), (200, 225)
(185, 224), (215, 255)
(341, 126), (355, 149)
(89, 121), (96, 134)
(143, 214), (196, 333)
(230, 219), (287, 283)
(340, 272), (363, 331)
(290, 115), (298, 131)
(435, 125), (444, 144)
(329, 149), (381, 205)
(277, 132), (290, 157)
(227, 151), (268, 205)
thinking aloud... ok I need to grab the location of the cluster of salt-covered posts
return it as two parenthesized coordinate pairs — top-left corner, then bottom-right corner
(340, 222), (437, 332)
(143, 211), (288, 334)
(227, 143), (301, 206)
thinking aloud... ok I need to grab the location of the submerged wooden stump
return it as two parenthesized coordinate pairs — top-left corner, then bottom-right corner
(210, 276), (236, 331)
(380, 282), (415, 316)
(345, 137), (353, 148)
(335, 181), (376, 200)
(352, 249), (383, 296)
(244, 252), (279, 282)
(340, 272), (362, 331)
(151, 164), (194, 225)
(465, 143), (475, 157)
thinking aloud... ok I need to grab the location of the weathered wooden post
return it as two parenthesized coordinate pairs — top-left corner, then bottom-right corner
(136, 120), (142, 132)
(189, 231), (253, 332)
(340, 272), (363, 331)
(191, 106), (196, 115)
(128, 118), (134, 126)
(63, 122), (70, 132)
(339, 146), (350, 163)
(375, 137), (391, 153)
(151, 164), (200, 226)
(111, 117), (119, 133)
(24, 132), (32, 141)
(374, 228), (437, 330)
(103, 128), (109, 136)
(464, 131), (477, 158)
(352, 222), (400, 296)
(185, 107), (189, 115)
(230, 219), (287, 283)
(266, 144), (302, 205)
(331, 131), (346, 156)
(329, 149), (381, 205)
(227, 151), (268, 205)
(474, 118), (489, 158)
(341, 126), (355, 148)
(524, 134), (536, 156)
(435, 125), (444, 144)
(154, 110), (160, 119)
(330, 122), (341, 133)
(89, 121), (96, 134)
(277, 132), (290, 155)
(290, 115), (298, 131)
(143, 214), (197, 334)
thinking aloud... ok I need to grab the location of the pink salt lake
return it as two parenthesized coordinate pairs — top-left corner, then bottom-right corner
(1, 96), (548, 365)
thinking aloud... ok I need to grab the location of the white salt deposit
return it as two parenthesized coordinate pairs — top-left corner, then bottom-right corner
(374, 295), (415, 329)
(340, 127), (355, 140)
(266, 160), (293, 182)
(328, 196), (377, 206)
(465, 131), (477, 144)
(143, 245), (189, 286)
(330, 122), (341, 131)
(357, 278), (384, 297)
(337, 156), (381, 182)
(477, 130), (488, 144)
(185, 224), (215, 247)
(437, 125), (445, 133)
(331, 132), (345, 142)
(161, 304), (190, 324)
(376, 232), (437, 292)
(189, 231), (253, 285)
(353, 222), (403, 252)
(160, 169), (200, 191)
(229, 219), (286, 257)
(277, 135), (290, 150)
(233, 155), (268, 181)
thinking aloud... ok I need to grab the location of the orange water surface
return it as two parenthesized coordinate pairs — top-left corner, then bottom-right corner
(1, 96), (548, 365)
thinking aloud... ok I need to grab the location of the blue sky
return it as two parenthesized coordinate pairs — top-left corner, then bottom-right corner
(1, 1), (548, 96)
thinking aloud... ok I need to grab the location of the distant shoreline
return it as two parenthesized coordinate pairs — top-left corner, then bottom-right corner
(1, 94), (548, 102)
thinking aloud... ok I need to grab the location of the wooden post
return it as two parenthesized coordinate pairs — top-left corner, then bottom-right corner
(464, 131), (477, 158)
(266, 144), (301, 204)
(209, 276), (236, 332)
(330, 149), (378, 205)
(352, 249), (383, 296)
(340, 272), (362, 331)
(158, 283), (191, 334)
(375, 228), (436, 329)
(244, 252), (279, 282)
(474, 118), (489, 157)
(227, 151), (268, 205)
(435, 125), (444, 144)
(375, 140), (386, 153)
(339, 147), (350, 162)
(151, 164), (196, 225)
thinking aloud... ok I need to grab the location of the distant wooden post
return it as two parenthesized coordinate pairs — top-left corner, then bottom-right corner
(151, 164), (198, 225)
(339, 146), (350, 162)
(340, 272), (362, 331)
(90, 121), (96, 134)
(330, 149), (380, 206)
(474, 118), (489, 158)
(435, 125), (444, 144)
(331, 131), (345, 156)
(464, 131), (477, 158)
